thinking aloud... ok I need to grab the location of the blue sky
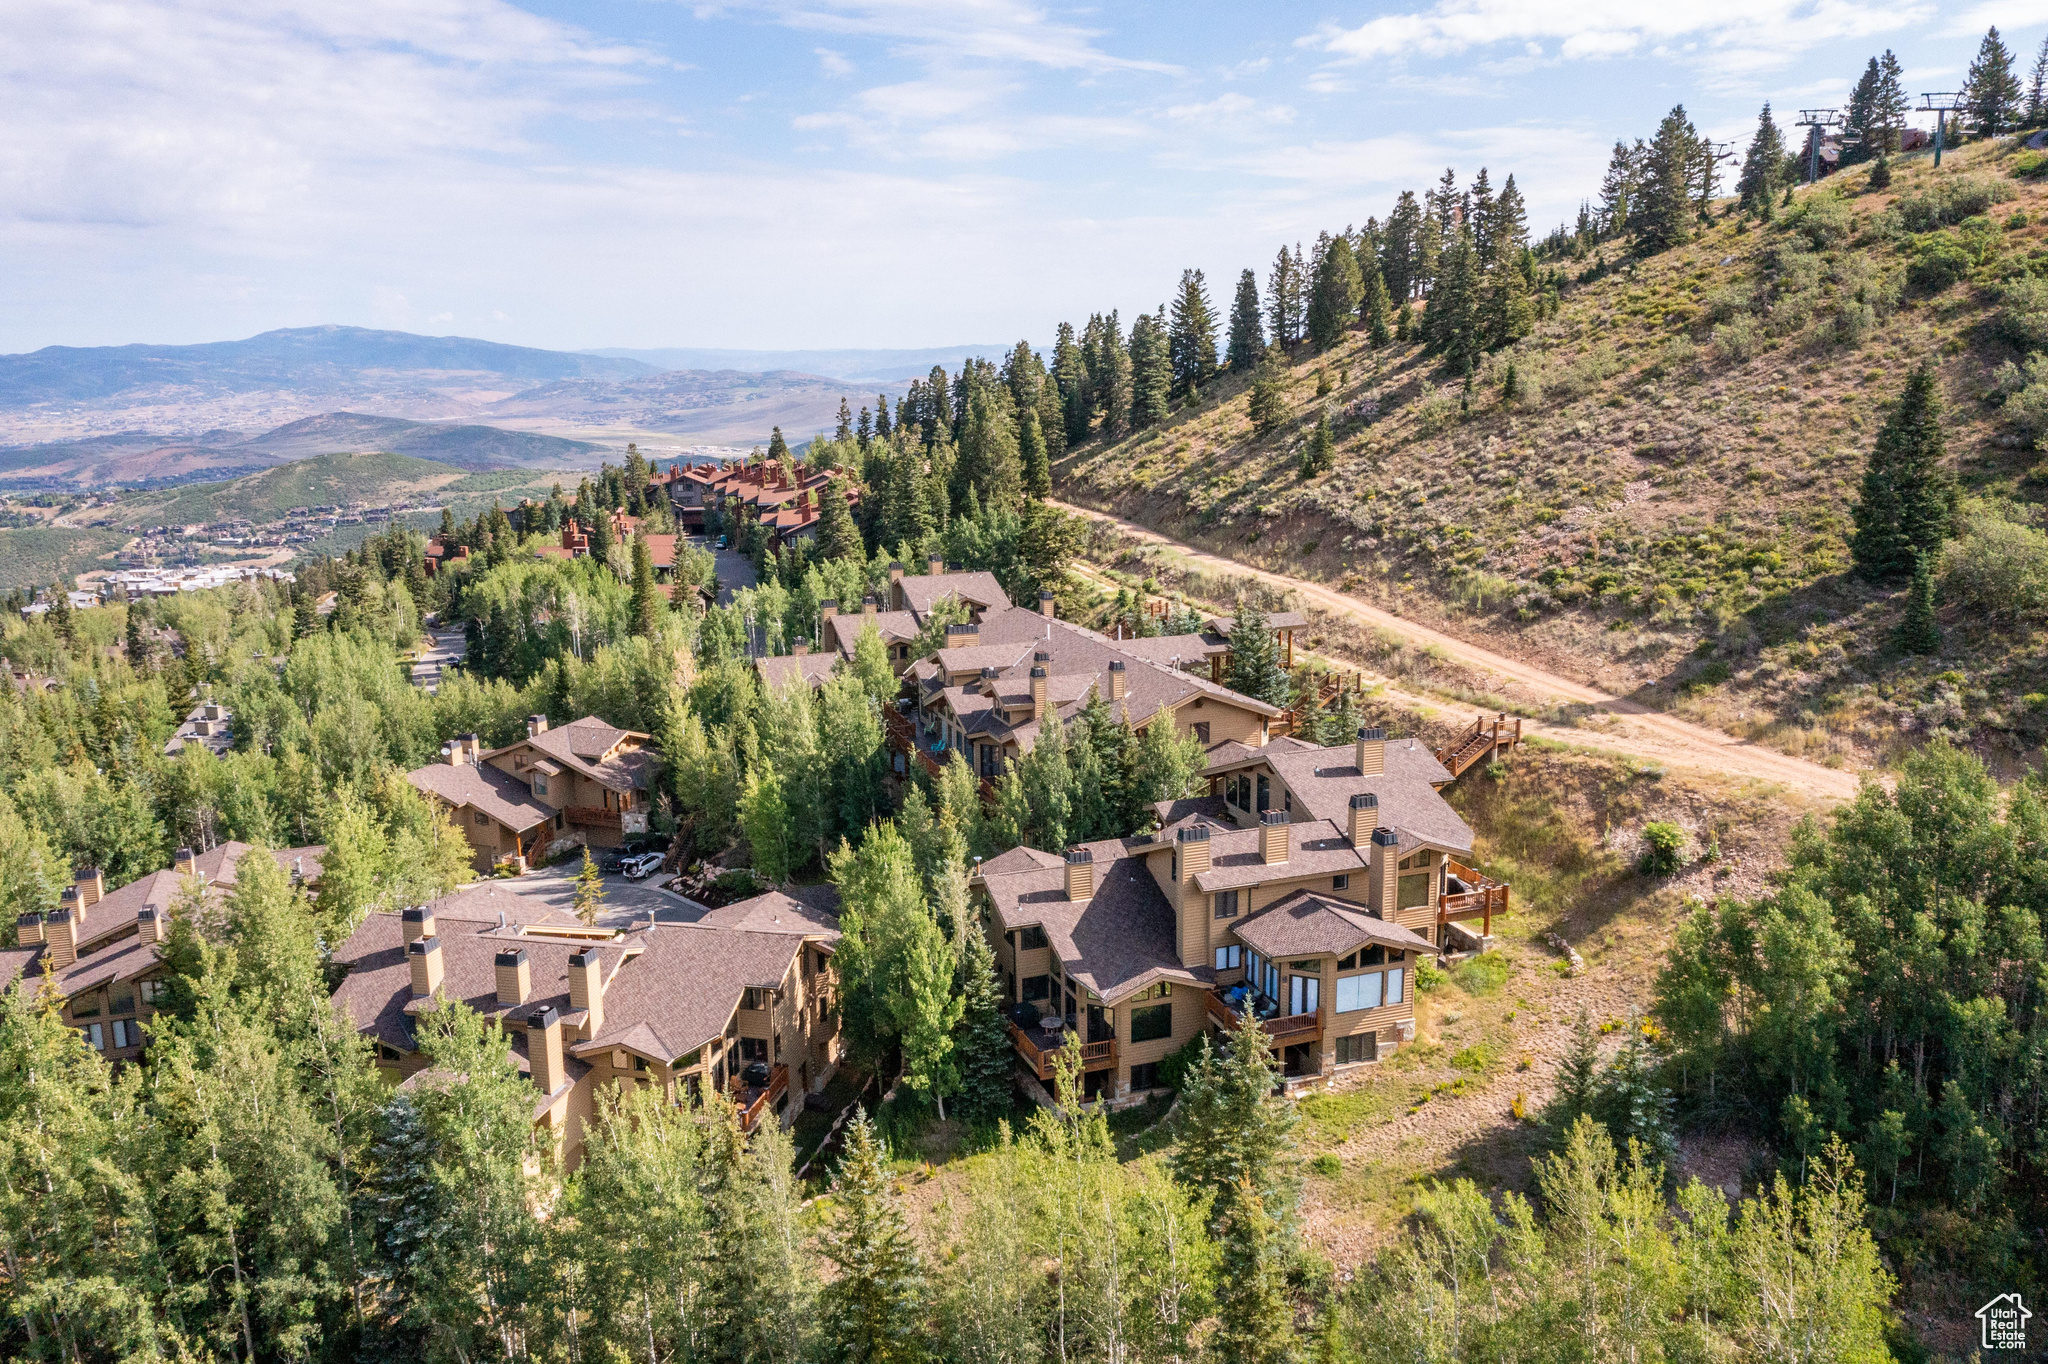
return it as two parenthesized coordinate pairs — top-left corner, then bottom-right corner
(8, 0), (2048, 354)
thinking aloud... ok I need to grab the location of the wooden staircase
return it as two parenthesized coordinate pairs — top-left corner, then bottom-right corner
(1433, 713), (1523, 780)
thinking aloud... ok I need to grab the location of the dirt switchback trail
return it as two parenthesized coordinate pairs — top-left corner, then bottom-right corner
(1056, 500), (1865, 803)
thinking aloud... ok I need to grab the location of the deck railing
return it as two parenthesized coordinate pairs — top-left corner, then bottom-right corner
(733, 1063), (789, 1133)
(1204, 991), (1321, 1043)
(1438, 858), (1510, 936)
(1007, 1021), (1116, 1080)
(1432, 714), (1523, 780)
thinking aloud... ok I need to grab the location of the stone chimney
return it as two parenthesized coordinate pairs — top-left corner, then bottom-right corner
(1348, 792), (1379, 848)
(75, 868), (103, 909)
(408, 935), (443, 999)
(1355, 726), (1386, 776)
(15, 913), (44, 947)
(1260, 809), (1290, 864)
(1108, 659), (1126, 701)
(569, 948), (605, 1039)
(944, 622), (979, 650)
(820, 599), (838, 623)
(1064, 846), (1094, 902)
(1029, 666), (1048, 721)
(495, 947), (531, 1007)
(888, 561), (904, 583)
(402, 905), (436, 945)
(46, 907), (78, 970)
(1368, 827), (1400, 917)
(136, 907), (166, 945)
(1175, 823), (1211, 882)
(928, 555), (944, 575)
(1039, 591), (1056, 619)
(862, 595), (878, 616)
(528, 1005), (564, 1096)
(175, 847), (197, 875)
(527, 714), (549, 738)
(792, 638), (810, 657)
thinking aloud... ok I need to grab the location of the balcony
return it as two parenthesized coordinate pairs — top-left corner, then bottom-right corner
(1438, 859), (1510, 936)
(733, 1063), (789, 1133)
(1006, 1020), (1116, 1081)
(1205, 990), (1320, 1044)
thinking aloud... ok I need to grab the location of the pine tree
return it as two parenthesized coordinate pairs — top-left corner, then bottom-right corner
(1300, 412), (1334, 478)
(1380, 190), (1425, 302)
(1209, 1177), (1295, 1364)
(1966, 27), (2023, 137)
(1737, 106), (1785, 216)
(819, 1110), (927, 1364)
(1852, 362), (1955, 582)
(768, 426), (792, 464)
(574, 847), (606, 924)
(1634, 106), (1698, 254)
(1224, 595), (1290, 706)
(1168, 268), (1219, 396)
(1019, 406), (1051, 499)
(1248, 347), (1287, 437)
(47, 587), (73, 645)
(952, 931), (1012, 1126)
(1594, 1018), (1676, 1164)
(1843, 57), (1882, 165)
(1422, 226), (1482, 368)
(1306, 234), (1363, 351)
(1868, 153), (1893, 190)
(1266, 246), (1298, 347)
(1876, 51), (1909, 152)
(874, 393), (892, 438)
(2029, 37), (2048, 126)
(630, 535), (660, 637)
(816, 477), (862, 562)
(1054, 321), (1091, 447)
(1898, 553), (1939, 654)
(1360, 258), (1392, 347)
(1548, 1011), (1601, 1132)
(1094, 312), (1133, 439)
(1226, 269), (1265, 372)
(1597, 139), (1637, 237)
(1129, 309), (1173, 428)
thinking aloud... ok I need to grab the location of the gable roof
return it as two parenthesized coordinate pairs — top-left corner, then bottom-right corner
(690, 887), (841, 939)
(1232, 889), (1434, 960)
(1190, 820), (1368, 892)
(896, 571), (1011, 621)
(755, 652), (840, 692)
(571, 923), (810, 1063)
(488, 716), (658, 795)
(408, 760), (556, 832)
(1204, 737), (1473, 856)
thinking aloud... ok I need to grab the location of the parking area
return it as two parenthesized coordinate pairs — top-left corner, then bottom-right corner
(686, 532), (756, 605)
(461, 858), (708, 930)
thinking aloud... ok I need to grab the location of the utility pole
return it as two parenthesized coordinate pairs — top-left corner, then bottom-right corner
(1795, 110), (1843, 183)
(1919, 92), (1966, 167)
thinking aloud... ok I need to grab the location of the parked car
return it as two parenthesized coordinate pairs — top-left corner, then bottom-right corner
(620, 851), (666, 880)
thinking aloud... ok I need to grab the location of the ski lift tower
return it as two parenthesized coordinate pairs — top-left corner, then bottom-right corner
(1795, 110), (1844, 183)
(1919, 92), (1967, 167)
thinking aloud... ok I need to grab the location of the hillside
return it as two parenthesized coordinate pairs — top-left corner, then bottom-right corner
(1056, 138), (2048, 773)
(586, 343), (1011, 382)
(480, 366), (906, 443)
(83, 451), (561, 529)
(0, 526), (129, 591)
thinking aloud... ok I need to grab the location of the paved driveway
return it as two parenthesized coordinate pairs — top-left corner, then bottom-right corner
(687, 533), (756, 605)
(464, 859), (709, 929)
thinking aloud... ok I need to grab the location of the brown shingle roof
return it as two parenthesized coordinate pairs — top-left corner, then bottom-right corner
(407, 761), (556, 833)
(896, 571), (1011, 621)
(328, 909), (596, 1053)
(1190, 820), (1369, 892)
(1206, 738), (1473, 855)
(1233, 889), (1434, 959)
(755, 653), (841, 692)
(572, 924), (810, 1063)
(691, 888), (841, 940)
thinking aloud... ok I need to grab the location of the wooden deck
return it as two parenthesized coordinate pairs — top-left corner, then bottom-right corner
(1437, 858), (1510, 937)
(1433, 713), (1523, 781)
(1204, 991), (1321, 1043)
(733, 1063), (789, 1132)
(1007, 1021), (1116, 1080)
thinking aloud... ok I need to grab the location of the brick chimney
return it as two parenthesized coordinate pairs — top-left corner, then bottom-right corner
(136, 907), (166, 945)
(46, 907), (78, 970)
(1368, 827), (1400, 917)
(1064, 846), (1094, 902)
(944, 622), (979, 650)
(527, 714), (549, 738)
(569, 948), (605, 1039)
(402, 905), (436, 945)
(1029, 666), (1048, 721)
(408, 935), (443, 998)
(495, 947), (531, 1007)
(1355, 726), (1386, 776)
(927, 555), (944, 575)
(1260, 809), (1290, 864)
(1175, 823), (1211, 882)
(820, 599), (838, 623)
(1348, 792), (1379, 848)
(175, 846), (197, 875)
(58, 885), (83, 934)
(528, 1005), (564, 1095)
(15, 913), (44, 946)
(1108, 659), (1126, 701)
(75, 868), (103, 909)
(1039, 591), (1056, 619)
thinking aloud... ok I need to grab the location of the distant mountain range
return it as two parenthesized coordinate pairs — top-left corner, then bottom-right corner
(0, 326), (919, 485)
(584, 344), (1016, 383)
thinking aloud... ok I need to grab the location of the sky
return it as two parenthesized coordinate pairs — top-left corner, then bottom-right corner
(8, 0), (2048, 355)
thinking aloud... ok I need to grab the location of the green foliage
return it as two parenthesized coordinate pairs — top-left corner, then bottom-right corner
(1224, 595), (1290, 706)
(1906, 235), (1973, 292)
(1898, 553), (1941, 654)
(819, 1110), (927, 1364)
(1249, 347), (1288, 437)
(1451, 950), (1509, 996)
(1851, 361), (1955, 583)
(1638, 820), (1688, 874)
(1940, 505), (2048, 621)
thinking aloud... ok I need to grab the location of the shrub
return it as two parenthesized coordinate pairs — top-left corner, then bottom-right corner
(1711, 316), (1762, 364)
(1415, 957), (1450, 992)
(1703, 283), (1758, 324)
(1941, 513), (2048, 621)
(1834, 300), (1876, 347)
(1995, 275), (2048, 351)
(1639, 821), (1688, 875)
(2012, 150), (2048, 179)
(1453, 951), (1511, 996)
(2002, 374), (2048, 448)
(1157, 1031), (1213, 1091)
(1309, 1153), (1342, 1178)
(1415, 389), (1459, 433)
(1892, 174), (2016, 232)
(1782, 192), (1853, 249)
(1908, 235), (1974, 292)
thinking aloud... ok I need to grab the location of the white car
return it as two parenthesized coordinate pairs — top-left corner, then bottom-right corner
(620, 851), (666, 880)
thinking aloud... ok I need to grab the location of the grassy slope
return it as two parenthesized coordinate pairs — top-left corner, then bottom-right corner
(1056, 139), (2048, 774)
(86, 452), (558, 529)
(0, 526), (129, 590)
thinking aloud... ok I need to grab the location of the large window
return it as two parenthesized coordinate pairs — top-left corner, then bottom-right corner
(1335, 971), (1384, 1013)
(1022, 974), (1050, 1002)
(1129, 1003), (1173, 1043)
(1213, 889), (1239, 919)
(1398, 873), (1431, 910)
(1335, 1033), (1376, 1064)
(1288, 974), (1319, 1016)
(1214, 944), (1242, 970)
(1019, 926), (1048, 951)
(1129, 1061), (1161, 1091)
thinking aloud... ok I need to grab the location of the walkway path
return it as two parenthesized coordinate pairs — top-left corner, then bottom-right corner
(1057, 500), (1864, 802)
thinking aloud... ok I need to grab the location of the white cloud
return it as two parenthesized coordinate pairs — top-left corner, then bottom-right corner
(719, 0), (1178, 74)
(815, 45), (854, 74)
(1303, 0), (1930, 73)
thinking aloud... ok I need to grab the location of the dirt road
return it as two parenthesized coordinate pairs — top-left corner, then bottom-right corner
(1057, 499), (1865, 803)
